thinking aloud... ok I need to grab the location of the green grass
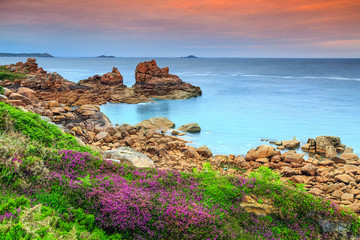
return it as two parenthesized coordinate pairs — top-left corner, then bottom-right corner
(0, 66), (26, 81)
(0, 102), (98, 156)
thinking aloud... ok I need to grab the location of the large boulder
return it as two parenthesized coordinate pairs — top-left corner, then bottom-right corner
(133, 60), (202, 99)
(301, 164), (317, 176)
(178, 123), (201, 133)
(282, 151), (304, 164)
(17, 87), (38, 101)
(9, 92), (31, 104)
(104, 147), (155, 168)
(245, 145), (276, 161)
(135, 117), (175, 130)
(75, 105), (112, 132)
(196, 145), (212, 158)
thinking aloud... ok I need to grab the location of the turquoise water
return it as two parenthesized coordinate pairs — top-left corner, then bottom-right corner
(1, 57), (360, 155)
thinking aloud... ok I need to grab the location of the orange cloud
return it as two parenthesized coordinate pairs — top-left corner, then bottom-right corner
(0, 0), (359, 55)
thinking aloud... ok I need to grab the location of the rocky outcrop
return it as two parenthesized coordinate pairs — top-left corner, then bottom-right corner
(178, 123), (201, 133)
(78, 67), (124, 86)
(301, 136), (346, 157)
(9, 58), (47, 74)
(133, 60), (202, 99)
(3, 58), (202, 105)
(2, 59), (149, 106)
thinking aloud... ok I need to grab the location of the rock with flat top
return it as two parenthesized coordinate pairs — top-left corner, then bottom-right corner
(135, 117), (175, 130)
(104, 147), (155, 168)
(335, 174), (353, 184)
(339, 153), (359, 161)
(341, 193), (354, 202)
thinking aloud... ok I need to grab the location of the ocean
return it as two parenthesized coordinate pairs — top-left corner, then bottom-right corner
(1, 57), (360, 156)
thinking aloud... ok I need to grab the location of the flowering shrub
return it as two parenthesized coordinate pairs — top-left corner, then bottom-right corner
(0, 126), (360, 239)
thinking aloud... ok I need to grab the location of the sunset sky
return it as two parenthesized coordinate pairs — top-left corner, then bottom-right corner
(1, 0), (360, 57)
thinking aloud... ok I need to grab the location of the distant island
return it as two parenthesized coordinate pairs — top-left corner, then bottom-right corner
(181, 55), (198, 58)
(0, 53), (54, 57)
(97, 55), (115, 58)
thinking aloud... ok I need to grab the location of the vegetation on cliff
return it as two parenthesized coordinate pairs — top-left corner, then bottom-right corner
(0, 66), (26, 81)
(0, 102), (360, 239)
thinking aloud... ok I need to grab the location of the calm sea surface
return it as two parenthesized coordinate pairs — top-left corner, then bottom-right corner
(1, 57), (360, 155)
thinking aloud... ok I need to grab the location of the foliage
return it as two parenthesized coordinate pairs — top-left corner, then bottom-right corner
(0, 102), (98, 155)
(0, 193), (116, 239)
(249, 166), (282, 184)
(0, 66), (26, 81)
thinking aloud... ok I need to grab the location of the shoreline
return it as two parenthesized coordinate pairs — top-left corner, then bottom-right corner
(1, 58), (360, 212)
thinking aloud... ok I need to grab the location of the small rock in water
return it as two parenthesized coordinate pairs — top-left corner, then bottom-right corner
(178, 123), (201, 133)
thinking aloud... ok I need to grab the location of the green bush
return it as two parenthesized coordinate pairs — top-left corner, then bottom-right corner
(0, 194), (117, 239)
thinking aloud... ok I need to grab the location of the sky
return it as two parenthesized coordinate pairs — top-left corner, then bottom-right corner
(0, 0), (360, 57)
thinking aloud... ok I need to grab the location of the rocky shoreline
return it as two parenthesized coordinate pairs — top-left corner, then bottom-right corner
(1, 58), (360, 213)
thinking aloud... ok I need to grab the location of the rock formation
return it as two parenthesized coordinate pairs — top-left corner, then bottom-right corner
(133, 60), (202, 99)
(79, 67), (124, 86)
(301, 136), (346, 158)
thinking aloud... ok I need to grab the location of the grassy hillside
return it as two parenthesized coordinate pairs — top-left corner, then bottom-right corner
(0, 66), (26, 81)
(0, 102), (359, 239)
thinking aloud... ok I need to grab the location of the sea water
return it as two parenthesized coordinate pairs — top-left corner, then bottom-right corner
(1, 57), (359, 155)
